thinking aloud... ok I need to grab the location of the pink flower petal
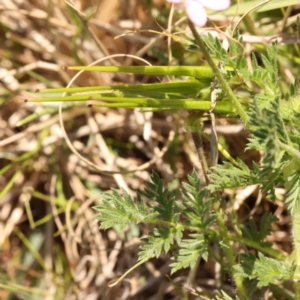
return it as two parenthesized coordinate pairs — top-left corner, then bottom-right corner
(166, 0), (182, 3)
(185, 0), (207, 26)
(199, 0), (230, 11)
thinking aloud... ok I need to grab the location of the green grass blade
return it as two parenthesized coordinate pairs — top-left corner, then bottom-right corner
(68, 65), (214, 80)
(40, 80), (209, 94)
(221, 0), (300, 16)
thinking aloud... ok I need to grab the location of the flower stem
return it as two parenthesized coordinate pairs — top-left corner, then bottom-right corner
(188, 19), (246, 297)
(188, 20), (248, 125)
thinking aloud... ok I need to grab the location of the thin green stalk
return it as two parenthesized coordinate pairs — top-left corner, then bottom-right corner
(14, 227), (47, 271)
(191, 130), (210, 185)
(227, 234), (285, 261)
(190, 122), (244, 295)
(279, 141), (300, 165)
(177, 223), (284, 260)
(68, 65), (215, 80)
(0, 282), (49, 296)
(188, 20), (245, 297)
(269, 283), (294, 300)
(188, 20), (248, 125)
(211, 193), (245, 297)
(186, 130), (210, 292)
(292, 203), (300, 297)
(0, 164), (26, 200)
(138, 217), (285, 260)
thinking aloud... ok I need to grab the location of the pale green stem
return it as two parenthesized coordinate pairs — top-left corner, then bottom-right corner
(188, 20), (245, 298)
(279, 141), (300, 165)
(188, 20), (248, 125)
(292, 204), (300, 298)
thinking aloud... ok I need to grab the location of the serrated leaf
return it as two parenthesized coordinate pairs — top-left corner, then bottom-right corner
(170, 233), (208, 274)
(285, 170), (300, 214)
(240, 214), (278, 246)
(145, 171), (176, 222)
(139, 226), (181, 261)
(251, 53), (258, 70)
(207, 159), (260, 192)
(94, 189), (155, 233)
(181, 170), (216, 228)
(254, 253), (294, 286)
(234, 253), (294, 287)
(261, 54), (274, 77)
(247, 100), (281, 161)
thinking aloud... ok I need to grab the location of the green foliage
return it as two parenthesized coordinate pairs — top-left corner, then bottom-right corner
(202, 33), (279, 101)
(201, 31), (245, 71)
(169, 171), (212, 274)
(170, 233), (208, 274)
(140, 170), (214, 267)
(285, 170), (300, 214)
(297, 16), (300, 44)
(144, 171), (177, 223)
(139, 226), (179, 260)
(247, 100), (284, 165)
(181, 170), (216, 228)
(95, 170), (212, 267)
(94, 171), (177, 233)
(240, 214), (278, 247)
(234, 253), (294, 287)
(138, 172), (183, 260)
(206, 159), (260, 192)
(94, 189), (156, 233)
(90, 24), (300, 297)
(246, 99), (286, 199)
(259, 44), (278, 94)
(214, 291), (241, 300)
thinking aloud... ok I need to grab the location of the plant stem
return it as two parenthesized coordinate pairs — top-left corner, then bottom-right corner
(188, 128), (210, 290)
(191, 130), (210, 185)
(211, 193), (245, 297)
(292, 203), (300, 298)
(188, 20), (245, 298)
(279, 141), (300, 165)
(269, 283), (295, 300)
(148, 220), (285, 261)
(188, 20), (248, 125)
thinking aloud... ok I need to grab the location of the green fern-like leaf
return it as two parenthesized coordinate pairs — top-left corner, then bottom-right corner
(248, 99), (283, 161)
(251, 52), (258, 70)
(170, 233), (208, 274)
(285, 170), (300, 214)
(227, 29), (244, 58)
(145, 171), (176, 222)
(94, 189), (156, 232)
(181, 170), (216, 228)
(246, 98), (290, 199)
(240, 214), (278, 247)
(234, 253), (294, 287)
(206, 159), (260, 193)
(255, 253), (294, 286)
(139, 227), (180, 260)
(239, 43), (278, 97)
(202, 32), (246, 72)
(202, 33), (231, 65)
(95, 171), (184, 262)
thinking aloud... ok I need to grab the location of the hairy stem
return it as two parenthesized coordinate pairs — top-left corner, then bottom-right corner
(188, 20), (248, 125)
(292, 204), (300, 297)
(188, 20), (245, 297)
